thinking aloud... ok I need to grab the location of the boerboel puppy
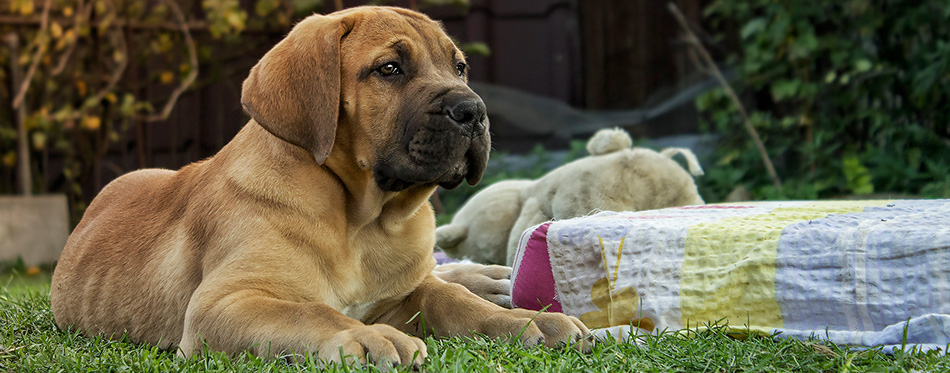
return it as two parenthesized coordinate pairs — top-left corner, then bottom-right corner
(50, 5), (590, 368)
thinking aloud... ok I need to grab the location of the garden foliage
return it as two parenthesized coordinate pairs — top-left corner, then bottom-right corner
(0, 0), (294, 220)
(698, 0), (950, 201)
(0, 0), (476, 223)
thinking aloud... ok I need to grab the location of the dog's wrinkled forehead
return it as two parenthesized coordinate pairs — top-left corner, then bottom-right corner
(340, 9), (464, 77)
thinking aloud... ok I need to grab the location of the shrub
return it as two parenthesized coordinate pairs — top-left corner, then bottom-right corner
(698, 0), (950, 201)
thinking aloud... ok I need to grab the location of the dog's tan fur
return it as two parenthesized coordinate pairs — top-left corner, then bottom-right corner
(50, 6), (588, 368)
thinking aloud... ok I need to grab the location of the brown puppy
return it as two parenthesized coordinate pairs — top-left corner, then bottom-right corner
(50, 6), (589, 368)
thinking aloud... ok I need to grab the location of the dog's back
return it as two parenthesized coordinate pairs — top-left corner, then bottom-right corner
(51, 167), (204, 348)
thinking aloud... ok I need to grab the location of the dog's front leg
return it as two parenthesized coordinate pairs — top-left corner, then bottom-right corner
(178, 288), (427, 368)
(375, 275), (591, 350)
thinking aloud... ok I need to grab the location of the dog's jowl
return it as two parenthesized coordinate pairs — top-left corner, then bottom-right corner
(50, 6), (589, 368)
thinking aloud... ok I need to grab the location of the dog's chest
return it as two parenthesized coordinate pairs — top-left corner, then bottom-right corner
(328, 228), (433, 319)
(340, 302), (379, 321)
(331, 265), (422, 322)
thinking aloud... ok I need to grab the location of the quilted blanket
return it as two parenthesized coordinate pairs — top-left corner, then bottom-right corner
(509, 200), (950, 352)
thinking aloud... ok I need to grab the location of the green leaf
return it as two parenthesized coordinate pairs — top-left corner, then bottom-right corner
(255, 0), (280, 17)
(854, 59), (873, 73)
(788, 32), (818, 60)
(82, 97), (99, 109)
(460, 42), (490, 57)
(291, 0), (322, 14)
(31, 132), (47, 150)
(907, 148), (922, 170)
(120, 94), (136, 116)
(843, 155), (874, 195)
(824, 71), (837, 83)
(696, 91), (715, 111)
(740, 18), (767, 40)
(780, 116), (796, 128)
(770, 79), (801, 101)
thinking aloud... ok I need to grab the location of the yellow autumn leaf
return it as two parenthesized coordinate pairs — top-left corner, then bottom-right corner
(179, 63), (190, 73)
(63, 6), (73, 16)
(32, 132), (47, 150)
(56, 37), (68, 51)
(2, 152), (16, 167)
(19, 0), (34, 16)
(153, 33), (173, 53)
(97, 16), (113, 36)
(275, 12), (289, 26)
(160, 71), (174, 84)
(51, 22), (63, 38)
(83, 115), (101, 130)
(53, 106), (73, 122)
(127, 1), (144, 17)
(95, 0), (107, 14)
(105, 92), (117, 103)
(226, 11), (246, 30)
(255, 0), (278, 17)
(76, 80), (87, 96)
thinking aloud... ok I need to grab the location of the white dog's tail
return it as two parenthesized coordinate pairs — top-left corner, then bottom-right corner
(660, 147), (705, 176)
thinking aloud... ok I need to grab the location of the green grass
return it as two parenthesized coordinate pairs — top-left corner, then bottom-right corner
(3, 274), (949, 372)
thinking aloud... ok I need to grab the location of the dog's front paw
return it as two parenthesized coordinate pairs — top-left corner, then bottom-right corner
(320, 324), (427, 369)
(433, 263), (512, 308)
(479, 309), (591, 351)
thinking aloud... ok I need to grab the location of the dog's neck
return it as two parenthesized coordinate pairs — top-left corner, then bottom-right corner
(223, 121), (435, 234)
(322, 127), (437, 233)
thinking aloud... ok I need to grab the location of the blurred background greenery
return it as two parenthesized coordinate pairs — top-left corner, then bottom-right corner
(1, 0), (948, 230)
(695, 0), (950, 202)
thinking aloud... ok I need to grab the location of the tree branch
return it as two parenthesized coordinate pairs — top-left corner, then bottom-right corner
(0, 14), (209, 32)
(88, 0), (128, 105)
(667, 2), (783, 191)
(12, 0), (53, 109)
(6, 33), (32, 195)
(136, 0), (199, 122)
(0, 15), (286, 35)
(51, 0), (93, 76)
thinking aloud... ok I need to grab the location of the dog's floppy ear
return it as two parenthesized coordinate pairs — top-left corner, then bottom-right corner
(241, 14), (355, 164)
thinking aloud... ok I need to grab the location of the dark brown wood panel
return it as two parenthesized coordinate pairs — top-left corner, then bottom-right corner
(581, 0), (705, 110)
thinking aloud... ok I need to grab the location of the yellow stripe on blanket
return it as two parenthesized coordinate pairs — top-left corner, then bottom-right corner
(680, 201), (891, 332)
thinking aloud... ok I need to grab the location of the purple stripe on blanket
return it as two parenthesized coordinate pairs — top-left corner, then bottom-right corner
(433, 250), (459, 265)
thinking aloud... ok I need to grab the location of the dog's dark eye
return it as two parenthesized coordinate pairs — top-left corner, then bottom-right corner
(378, 62), (401, 76)
(456, 62), (466, 77)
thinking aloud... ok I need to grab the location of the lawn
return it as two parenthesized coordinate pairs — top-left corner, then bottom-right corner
(2, 271), (948, 372)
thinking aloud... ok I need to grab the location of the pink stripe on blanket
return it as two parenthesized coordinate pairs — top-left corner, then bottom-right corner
(511, 223), (562, 312)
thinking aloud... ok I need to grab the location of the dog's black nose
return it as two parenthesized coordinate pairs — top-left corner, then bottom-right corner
(445, 97), (487, 132)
